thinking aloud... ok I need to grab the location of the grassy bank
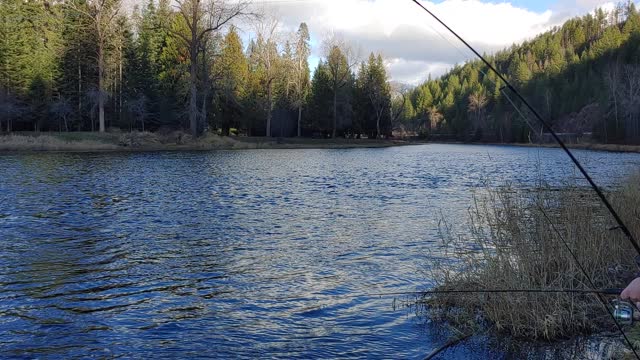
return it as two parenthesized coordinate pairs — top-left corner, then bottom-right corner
(0, 132), (419, 152)
(429, 140), (640, 153)
(511, 142), (640, 153)
(424, 174), (640, 355)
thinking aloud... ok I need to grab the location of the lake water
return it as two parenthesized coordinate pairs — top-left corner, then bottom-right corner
(2, 144), (640, 359)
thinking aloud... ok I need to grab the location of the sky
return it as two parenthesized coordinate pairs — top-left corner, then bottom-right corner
(244, 0), (629, 85)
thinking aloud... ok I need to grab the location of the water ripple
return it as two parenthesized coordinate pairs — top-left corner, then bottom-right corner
(1, 144), (639, 358)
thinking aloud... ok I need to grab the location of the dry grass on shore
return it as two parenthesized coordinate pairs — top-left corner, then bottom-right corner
(513, 142), (640, 154)
(0, 131), (257, 151)
(0, 131), (415, 152)
(0, 134), (120, 151)
(425, 174), (640, 342)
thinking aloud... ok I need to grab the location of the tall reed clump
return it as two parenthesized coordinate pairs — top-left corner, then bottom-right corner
(426, 174), (640, 340)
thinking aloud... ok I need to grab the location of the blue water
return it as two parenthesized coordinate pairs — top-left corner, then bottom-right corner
(1, 144), (639, 359)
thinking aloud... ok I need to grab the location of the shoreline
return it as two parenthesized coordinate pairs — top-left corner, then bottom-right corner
(426, 140), (640, 154)
(0, 132), (426, 153)
(510, 142), (640, 153)
(2, 132), (639, 154)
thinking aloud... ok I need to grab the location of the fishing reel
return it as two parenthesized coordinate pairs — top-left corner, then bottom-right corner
(612, 299), (635, 326)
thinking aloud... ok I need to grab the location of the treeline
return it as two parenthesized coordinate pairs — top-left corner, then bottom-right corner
(399, 1), (640, 144)
(0, 0), (394, 138)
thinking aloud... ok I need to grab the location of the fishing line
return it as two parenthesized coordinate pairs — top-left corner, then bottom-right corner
(409, 0), (640, 258)
(500, 87), (540, 134)
(242, 288), (623, 303)
(409, 1), (640, 356)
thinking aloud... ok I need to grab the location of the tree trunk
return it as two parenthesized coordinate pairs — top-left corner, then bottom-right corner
(189, 48), (198, 137)
(200, 48), (209, 134)
(612, 84), (618, 137)
(332, 91), (337, 138)
(266, 82), (272, 137)
(78, 55), (82, 130)
(98, 40), (105, 133)
(297, 105), (302, 137)
(201, 91), (208, 132)
(119, 46), (123, 125)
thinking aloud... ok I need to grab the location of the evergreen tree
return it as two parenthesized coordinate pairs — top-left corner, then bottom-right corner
(216, 26), (248, 135)
(308, 61), (333, 133)
(356, 53), (391, 138)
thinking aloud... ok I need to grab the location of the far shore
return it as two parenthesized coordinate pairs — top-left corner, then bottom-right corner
(427, 140), (640, 154)
(3, 132), (640, 154)
(0, 132), (425, 153)
(510, 141), (640, 153)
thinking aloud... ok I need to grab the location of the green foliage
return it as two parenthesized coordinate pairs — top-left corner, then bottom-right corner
(403, 2), (640, 143)
(215, 26), (248, 135)
(354, 53), (392, 137)
(307, 61), (333, 131)
(4, 0), (640, 142)
(0, 0), (62, 130)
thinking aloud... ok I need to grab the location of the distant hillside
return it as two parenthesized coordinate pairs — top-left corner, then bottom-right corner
(398, 1), (640, 144)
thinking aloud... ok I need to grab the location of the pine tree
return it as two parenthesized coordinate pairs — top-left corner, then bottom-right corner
(216, 26), (248, 135)
(308, 61), (333, 133)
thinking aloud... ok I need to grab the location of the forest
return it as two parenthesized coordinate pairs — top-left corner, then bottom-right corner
(0, 0), (394, 139)
(2, 0), (640, 144)
(399, 1), (640, 144)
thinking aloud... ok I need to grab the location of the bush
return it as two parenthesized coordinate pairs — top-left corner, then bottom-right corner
(426, 175), (640, 340)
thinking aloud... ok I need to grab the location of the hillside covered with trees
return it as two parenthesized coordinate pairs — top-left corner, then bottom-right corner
(399, 1), (640, 144)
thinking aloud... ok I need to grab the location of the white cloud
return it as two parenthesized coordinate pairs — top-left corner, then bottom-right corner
(247, 0), (631, 85)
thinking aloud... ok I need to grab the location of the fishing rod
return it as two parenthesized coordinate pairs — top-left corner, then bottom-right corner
(409, 1), (640, 357)
(409, 0), (640, 258)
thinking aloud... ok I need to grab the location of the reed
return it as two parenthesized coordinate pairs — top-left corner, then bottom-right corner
(426, 174), (640, 340)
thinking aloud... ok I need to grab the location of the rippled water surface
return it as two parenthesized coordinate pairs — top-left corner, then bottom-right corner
(2, 144), (640, 359)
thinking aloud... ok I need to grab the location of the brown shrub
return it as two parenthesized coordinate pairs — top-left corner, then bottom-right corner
(426, 175), (640, 340)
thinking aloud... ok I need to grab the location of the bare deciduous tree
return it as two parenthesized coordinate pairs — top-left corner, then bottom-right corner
(127, 95), (148, 132)
(67, 0), (122, 133)
(468, 92), (488, 132)
(170, 0), (250, 137)
(50, 97), (73, 132)
(253, 16), (280, 137)
(322, 34), (360, 138)
(616, 65), (640, 142)
(427, 106), (443, 131)
(285, 23), (310, 137)
(86, 87), (103, 132)
(605, 64), (621, 138)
